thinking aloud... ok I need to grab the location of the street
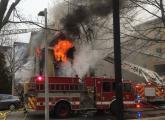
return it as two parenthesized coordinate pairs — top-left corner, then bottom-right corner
(1, 107), (165, 120)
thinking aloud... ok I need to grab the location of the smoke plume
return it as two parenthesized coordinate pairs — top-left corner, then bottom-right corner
(15, 31), (44, 84)
(61, 0), (124, 35)
(59, 44), (106, 79)
(73, 45), (102, 78)
(49, 0), (127, 78)
(30, 31), (44, 52)
(15, 57), (34, 83)
(61, 6), (89, 35)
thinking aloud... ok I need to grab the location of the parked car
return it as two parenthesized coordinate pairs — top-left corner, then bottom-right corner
(0, 94), (21, 111)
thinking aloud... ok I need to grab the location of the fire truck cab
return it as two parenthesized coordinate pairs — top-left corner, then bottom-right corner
(27, 76), (140, 118)
(84, 77), (137, 109)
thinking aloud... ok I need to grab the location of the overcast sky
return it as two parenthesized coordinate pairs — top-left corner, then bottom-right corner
(13, 0), (157, 43)
(17, 0), (63, 20)
(18, 0), (49, 18)
(14, 0), (63, 43)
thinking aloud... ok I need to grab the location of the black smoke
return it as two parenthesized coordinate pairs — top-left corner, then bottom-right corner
(61, 6), (89, 35)
(90, 0), (113, 17)
(61, 0), (125, 36)
(66, 47), (75, 60)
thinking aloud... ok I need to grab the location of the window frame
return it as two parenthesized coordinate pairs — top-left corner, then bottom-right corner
(102, 81), (111, 92)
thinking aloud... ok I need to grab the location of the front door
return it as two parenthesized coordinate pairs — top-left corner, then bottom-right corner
(95, 79), (114, 109)
(101, 81), (114, 101)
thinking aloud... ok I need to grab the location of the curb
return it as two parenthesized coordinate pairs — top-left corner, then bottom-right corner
(128, 116), (165, 120)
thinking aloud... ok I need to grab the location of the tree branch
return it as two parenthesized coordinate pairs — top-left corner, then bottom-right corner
(160, 0), (165, 26)
(8, 20), (61, 31)
(0, 0), (21, 30)
(130, 0), (162, 19)
(0, 0), (9, 28)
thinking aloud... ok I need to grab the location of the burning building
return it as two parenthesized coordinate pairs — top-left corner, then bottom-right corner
(28, 28), (105, 80)
(29, 31), (77, 78)
(50, 33), (76, 76)
(29, 0), (126, 79)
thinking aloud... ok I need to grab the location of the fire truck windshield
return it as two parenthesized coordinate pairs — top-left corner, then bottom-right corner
(112, 82), (132, 92)
(103, 82), (111, 92)
(123, 83), (132, 92)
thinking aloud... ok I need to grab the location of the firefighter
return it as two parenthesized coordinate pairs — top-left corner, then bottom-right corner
(19, 90), (28, 113)
(19, 90), (24, 106)
(23, 93), (28, 113)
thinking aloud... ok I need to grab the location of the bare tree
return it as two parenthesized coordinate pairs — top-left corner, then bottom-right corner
(0, 0), (21, 31)
(8, 43), (27, 75)
(129, 0), (165, 26)
(0, 36), (28, 83)
(122, 0), (165, 42)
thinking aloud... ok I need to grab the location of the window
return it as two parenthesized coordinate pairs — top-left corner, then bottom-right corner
(50, 84), (55, 90)
(65, 85), (69, 90)
(74, 85), (79, 90)
(7, 96), (13, 99)
(36, 85), (39, 90)
(56, 85), (59, 90)
(103, 82), (111, 92)
(12, 96), (18, 99)
(154, 64), (165, 75)
(156, 48), (162, 54)
(70, 85), (74, 90)
(3, 96), (9, 100)
(123, 83), (132, 92)
(61, 85), (64, 90)
(112, 82), (116, 91)
(1, 95), (10, 100)
(40, 84), (44, 90)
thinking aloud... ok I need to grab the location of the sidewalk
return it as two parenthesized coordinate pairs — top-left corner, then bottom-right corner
(3, 109), (165, 120)
(5, 111), (27, 120)
(130, 116), (165, 120)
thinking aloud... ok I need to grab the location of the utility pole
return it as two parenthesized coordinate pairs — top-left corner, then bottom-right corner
(38, 8), (49, 120)
(12, 43), (15, 95)
(44, 8), (49, 120)
(112, 0), (124, 120)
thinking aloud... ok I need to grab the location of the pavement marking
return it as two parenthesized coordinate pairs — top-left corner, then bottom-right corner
(129, 116), (165, 120)
(0, 111), (11, 120)
(0, 108), (26, 120)
(23, 113), (28, 120)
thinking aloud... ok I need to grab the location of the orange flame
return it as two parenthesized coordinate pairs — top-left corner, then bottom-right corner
(35, 47), (41, 57)
(54, 39), (73, 62)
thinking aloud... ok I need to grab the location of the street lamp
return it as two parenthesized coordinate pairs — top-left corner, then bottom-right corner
(38, 8), (49, 120)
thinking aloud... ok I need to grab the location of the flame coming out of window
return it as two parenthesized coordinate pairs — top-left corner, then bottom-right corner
(54, 39), (73, 62)
(35, 47), (41, 57)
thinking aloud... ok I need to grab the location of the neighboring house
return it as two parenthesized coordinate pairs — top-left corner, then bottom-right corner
(0, 42), (29, 84)
(95, 18), (165, 82)
(28, 30), (57, 77)
(123, 18), (165, 78)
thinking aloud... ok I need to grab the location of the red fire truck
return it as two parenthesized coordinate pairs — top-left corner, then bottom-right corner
(27, 76), (141, 118)
(105, 57), (165, 103)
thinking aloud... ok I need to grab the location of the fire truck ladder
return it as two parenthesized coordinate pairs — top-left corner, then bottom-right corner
(104, 56), (164, 86)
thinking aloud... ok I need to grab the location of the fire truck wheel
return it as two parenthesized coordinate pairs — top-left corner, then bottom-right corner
(110, 100), (117, 116)
(54, 102), (71, 118)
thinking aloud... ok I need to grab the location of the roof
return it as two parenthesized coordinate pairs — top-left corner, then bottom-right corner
(135, 18), (162, 29)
